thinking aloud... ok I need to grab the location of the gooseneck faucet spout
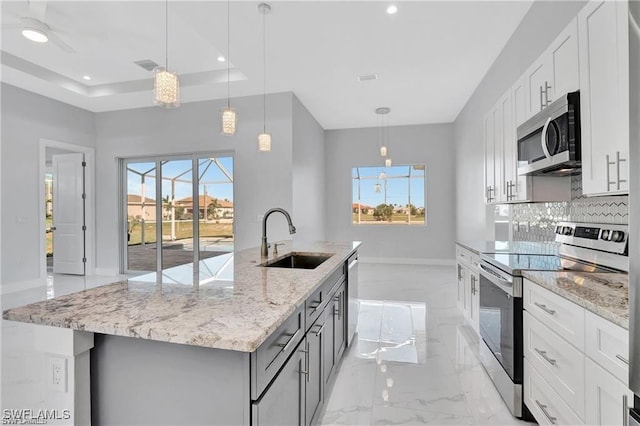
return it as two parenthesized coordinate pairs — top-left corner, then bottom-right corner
(261, 208), (296, 257)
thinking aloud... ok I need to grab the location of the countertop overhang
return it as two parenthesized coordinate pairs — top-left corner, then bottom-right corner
(3, 241), (361, 352)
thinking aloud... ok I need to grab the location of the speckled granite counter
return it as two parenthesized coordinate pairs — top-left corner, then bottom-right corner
(522, 270), (629, 329)
(3, 241), (360, 352)
(456, 240), (560, 255)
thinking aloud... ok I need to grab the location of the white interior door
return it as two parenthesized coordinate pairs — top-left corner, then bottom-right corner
(53, 153), (86, 275)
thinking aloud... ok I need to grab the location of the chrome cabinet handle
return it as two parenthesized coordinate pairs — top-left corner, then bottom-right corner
(300, 342), (310, 383)
(309, 297), (322, 312)
(276, 329), (300, 353)
(534, 302), (556, 315)
(313, 322), (325, 336)
(623, 394), (629, 426)
(543, 81), (552, 106)
(607, 154), (617, 191)
(535, 400), (557, 424)
(616, 151), (627, 190)
(616, 354), (630, 365)
(540, 86), (545, 111)
(535, 348), (557, 366)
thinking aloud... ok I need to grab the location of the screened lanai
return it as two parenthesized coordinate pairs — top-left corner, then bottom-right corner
(124, 155), (234, 272)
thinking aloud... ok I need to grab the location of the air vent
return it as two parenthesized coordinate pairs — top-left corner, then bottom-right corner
(357, 73), (378, 82)
(134, 59), (160, 72)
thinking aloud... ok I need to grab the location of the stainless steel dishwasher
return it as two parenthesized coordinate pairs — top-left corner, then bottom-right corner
(346, 252), (358, 345)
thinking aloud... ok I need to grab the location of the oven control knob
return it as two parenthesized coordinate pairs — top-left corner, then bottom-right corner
(563, 227), (573, 235)
(611, 230), (625, 243)
(601, 230), (611, 240)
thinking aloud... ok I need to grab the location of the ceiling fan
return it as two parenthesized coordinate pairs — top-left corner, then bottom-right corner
(5, 1), (76, 53)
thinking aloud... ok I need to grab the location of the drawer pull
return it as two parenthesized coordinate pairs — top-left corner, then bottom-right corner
(309, 300), (322, 312)
(616, 354), (630, 365)
(535, 400), (557, 425)
(623, 394), (629, 426)
(534, 348), (557, 366)
(313, 322), (325, 336)
(534, 302), (556, 315)
(276, 329), (300, 353)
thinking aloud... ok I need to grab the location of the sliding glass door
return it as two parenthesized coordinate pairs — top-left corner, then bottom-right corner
(122, 153), (234, 274)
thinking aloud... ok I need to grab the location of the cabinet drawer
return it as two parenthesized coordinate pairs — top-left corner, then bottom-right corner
(306, 266), (344, 329)
(585, 310), (629, 384)
(525, 359), (584, 425)
(524, 279), (585, 350)
(524, 312), (585, 418)
(251, 305), (304, 400)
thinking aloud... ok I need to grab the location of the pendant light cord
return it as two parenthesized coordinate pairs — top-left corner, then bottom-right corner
(262, 7), (267, 133)
(227, 0), (231, 108)
(165, 0), (169, 69)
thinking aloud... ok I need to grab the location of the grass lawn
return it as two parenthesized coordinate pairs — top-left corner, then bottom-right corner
(352, 213), (425, 224)
(128, 221), (233, 245)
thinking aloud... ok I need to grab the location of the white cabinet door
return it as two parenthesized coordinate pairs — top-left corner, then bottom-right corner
(483, 111), (496, 204)
(579, 0), (630, 196)
(499, 90), (516, 202)
(548, 17), (580, 100)
(585, 358), (633, 426)
(525, 57), (552, 119)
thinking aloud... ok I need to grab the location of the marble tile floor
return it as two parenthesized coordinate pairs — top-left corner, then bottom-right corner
(319, 263), (530, 426)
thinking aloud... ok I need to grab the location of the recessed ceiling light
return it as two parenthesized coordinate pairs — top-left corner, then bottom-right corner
(386, 5), (398, 14)
(357, 73), (378, 82)
(217, 55), (226, 62)
(82, 75), (92, 81)
(22, 28), (48, 43)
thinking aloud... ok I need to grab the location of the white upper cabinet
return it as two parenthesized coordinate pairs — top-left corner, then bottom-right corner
(484, 100), (504, 204)
(525, 18), (580, 120)
(484, 111), (496, 204)
(579, 0), (630, 196)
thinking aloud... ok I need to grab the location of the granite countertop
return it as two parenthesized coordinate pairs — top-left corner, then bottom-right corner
(522, 270), (629, 329)
(3, 241), (360, 352)
(456, 240), (559, 255)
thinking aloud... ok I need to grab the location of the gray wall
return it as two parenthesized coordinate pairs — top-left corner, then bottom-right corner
(95, 92), (302, 273)
(1, 84), (96, 284)
(292, 95), (326, 243)
(453, 1), (587, 241)
(325, 123), (455, 262)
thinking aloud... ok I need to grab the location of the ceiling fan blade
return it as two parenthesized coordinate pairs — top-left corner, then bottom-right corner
(28, 0), (48, 22)
(48, 31), (75, 53)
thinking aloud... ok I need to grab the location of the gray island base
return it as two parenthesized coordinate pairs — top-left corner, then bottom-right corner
(3, 241), (360, 426)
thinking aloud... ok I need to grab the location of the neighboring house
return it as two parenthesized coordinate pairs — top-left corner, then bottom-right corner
(352, 203), (373, 215)
(175, 195), (234, 219)
(127, 194), (157, 221)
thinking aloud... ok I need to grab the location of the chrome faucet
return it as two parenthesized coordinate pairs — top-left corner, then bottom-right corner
(261, 208), (296, 257)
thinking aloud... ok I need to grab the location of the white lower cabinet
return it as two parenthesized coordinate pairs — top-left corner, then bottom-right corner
(585, 357), (633, 426)
(525, 359), (584, 425)
(523, 279), (631, 426)
(455, 245), (479, 333)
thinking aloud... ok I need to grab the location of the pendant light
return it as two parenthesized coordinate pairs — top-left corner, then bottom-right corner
(154, 0), (180, 108)
(221, 0), (238, 135)
(258, 3), (271, 152)
(376, 107), (390, 157)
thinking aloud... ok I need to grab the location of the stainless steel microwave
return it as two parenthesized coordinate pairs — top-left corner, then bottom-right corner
(517, 91), (581, 176)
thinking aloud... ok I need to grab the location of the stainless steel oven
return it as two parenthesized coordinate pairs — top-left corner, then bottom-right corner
(478, 261), (524, 417)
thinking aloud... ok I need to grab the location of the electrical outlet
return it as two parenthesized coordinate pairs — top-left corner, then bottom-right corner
(48, 356), (67, 392)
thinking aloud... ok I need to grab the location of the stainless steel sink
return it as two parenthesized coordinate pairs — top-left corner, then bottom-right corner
(261, 253), (333, 269)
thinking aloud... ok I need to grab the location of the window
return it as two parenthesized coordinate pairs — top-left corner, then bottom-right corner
(352, 164), (426, 225)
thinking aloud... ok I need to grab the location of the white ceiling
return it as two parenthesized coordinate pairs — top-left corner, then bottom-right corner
(0, 1), (533, 129)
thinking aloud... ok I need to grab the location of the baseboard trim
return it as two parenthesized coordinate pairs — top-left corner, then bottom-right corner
(359, 257), (455, 266)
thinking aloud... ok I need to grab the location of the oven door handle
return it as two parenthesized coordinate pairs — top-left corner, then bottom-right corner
(479, 264), (515, 297)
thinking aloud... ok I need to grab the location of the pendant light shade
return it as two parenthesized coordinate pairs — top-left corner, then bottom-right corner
(385, 158), (392, 168)
(154, 67), (180, 108)
(155, 0), (180, 108)
(375, 183), (381, 193)
(258, 3), (271, 151)
(221, 107), (238, 135)
(380, 146), (387, 157)
(376, 107), (391, 158)
(258, 133), (272, 152)
(221, 0), (237, 135)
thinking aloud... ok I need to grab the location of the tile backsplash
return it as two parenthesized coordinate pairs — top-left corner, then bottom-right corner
(511, 176), (628, 241)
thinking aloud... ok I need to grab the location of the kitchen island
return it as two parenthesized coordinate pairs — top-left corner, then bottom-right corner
(3, 241), (360, 426)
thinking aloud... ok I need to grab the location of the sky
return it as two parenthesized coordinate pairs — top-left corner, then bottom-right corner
(127, 157), (234, 202)
(352, 165), (425, 209)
